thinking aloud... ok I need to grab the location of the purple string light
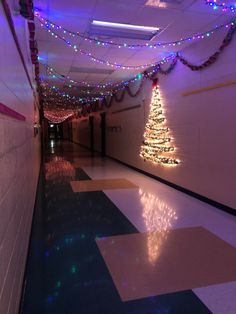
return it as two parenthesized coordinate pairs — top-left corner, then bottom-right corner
(37, 20), (175, 69)
(35, 12), (232, 49)
(39, 54), (176, 93)
(205, 0), (236, 12)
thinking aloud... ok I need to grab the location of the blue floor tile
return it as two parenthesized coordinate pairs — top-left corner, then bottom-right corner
(20, 141), (212, 314)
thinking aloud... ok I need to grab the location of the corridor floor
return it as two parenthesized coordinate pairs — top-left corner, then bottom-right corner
(20, 140), (236, 314)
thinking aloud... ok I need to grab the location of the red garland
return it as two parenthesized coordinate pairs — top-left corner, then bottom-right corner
(152, 78), (158, 88)
(89, 22), (235, 115)
(19, 1), (40, 85)
(177, 23), (236, 71)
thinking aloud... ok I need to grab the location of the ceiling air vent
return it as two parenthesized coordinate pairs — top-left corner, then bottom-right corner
(70, 66), (114, 75)
(89, 20), (161, 41)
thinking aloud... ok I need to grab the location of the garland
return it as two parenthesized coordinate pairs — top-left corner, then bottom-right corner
(178, 22), (236, 71)
(40, 15), (235, 115)
(157, 57), (178, 75)
(126, 79), (144, 98)
(103, 96), (113, 108)
(113, 89), (126, 102)
(84, 21), (236, 115)
(48, 19), (236, 118)
(19, 2), (236, 118)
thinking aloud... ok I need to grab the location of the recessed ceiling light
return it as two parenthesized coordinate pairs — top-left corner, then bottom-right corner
(91, 20), (160, 33)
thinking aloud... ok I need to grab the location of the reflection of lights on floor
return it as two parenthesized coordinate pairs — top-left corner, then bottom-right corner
(50, 140), (55, 148)
(71, 265), (77, 273)
(45, 156), (76, 180)
(139, 189), (178, 265)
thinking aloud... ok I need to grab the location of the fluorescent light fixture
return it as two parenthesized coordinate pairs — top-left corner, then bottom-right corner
(91, 20), (160, 33)
(146, 0), (183, 7)
(90, 20), (161, 40)
(146, 0), (167, 8)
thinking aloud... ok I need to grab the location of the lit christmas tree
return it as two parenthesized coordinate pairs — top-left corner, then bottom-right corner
(140, 79), (180, 166)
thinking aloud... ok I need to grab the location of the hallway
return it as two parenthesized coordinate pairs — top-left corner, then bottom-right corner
(2, 1), (236, 313)
(20, 141), (236, 314)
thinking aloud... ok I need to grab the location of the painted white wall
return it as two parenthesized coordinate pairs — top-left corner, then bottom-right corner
(73, 26), (236, 209)
(0, 3), (41, 314)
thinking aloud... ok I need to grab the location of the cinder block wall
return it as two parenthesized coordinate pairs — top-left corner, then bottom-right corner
(0, 2), (41, 314)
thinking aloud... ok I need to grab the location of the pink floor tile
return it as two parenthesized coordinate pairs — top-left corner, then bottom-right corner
(96, 227), (236, 301)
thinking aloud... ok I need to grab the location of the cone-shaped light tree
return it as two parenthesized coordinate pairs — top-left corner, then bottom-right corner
(140, 79), (180, 166)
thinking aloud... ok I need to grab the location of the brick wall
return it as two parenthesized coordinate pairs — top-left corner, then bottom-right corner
(0, 2), (41, 313)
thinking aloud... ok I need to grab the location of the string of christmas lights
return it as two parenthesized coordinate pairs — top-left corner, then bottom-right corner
(44, 109), (76, 123)
(35, 17), (180, 70)
(40, 20), (236, 118)
(39, 55), (176, 93)
(42, 67), (112, 96)
(40, 61), (140, 89)
(41, 81), (104, 104)
(35, 12), (232, 49)
(140, 80), (180, 166)
(205, 0), (236, 12)
(39, 56), (179, 114)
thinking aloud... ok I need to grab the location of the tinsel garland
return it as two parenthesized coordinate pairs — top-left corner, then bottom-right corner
(157, 57), (178, 75)
(101, 78), (144, 108)
(100, 21), (236, 114)
(41, 20), (236, 119)
(44, 19), (236, 119)
(19, 0), (34, 19)
(103, 96), (113, 108)
(113, 89), (126, 102)
(101, 58), (177, 109)
(125, 79), (144, 98)
(19, 2), (236, 119)
(19, 0), (41, 88)
(177, 23), (236, 71)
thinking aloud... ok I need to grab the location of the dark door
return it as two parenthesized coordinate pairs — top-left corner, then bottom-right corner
(89, 116), (94, 152)
(100, 112), (106, 157)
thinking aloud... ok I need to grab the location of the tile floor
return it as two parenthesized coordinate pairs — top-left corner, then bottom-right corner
(70, 178), (138, 192)
(96, 227), (236, 301)
(20, 140), (236, 314)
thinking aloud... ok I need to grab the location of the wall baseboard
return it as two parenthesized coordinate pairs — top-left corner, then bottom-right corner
(70, 140), (236, 216)
(18, 164), (42, 314)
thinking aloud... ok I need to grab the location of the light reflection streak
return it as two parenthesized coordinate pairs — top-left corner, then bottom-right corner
(45, 156), (75, 180)
(139, 189), (178, 265)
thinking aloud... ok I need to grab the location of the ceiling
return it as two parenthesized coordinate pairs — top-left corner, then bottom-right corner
(33, 0), (232, 96)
